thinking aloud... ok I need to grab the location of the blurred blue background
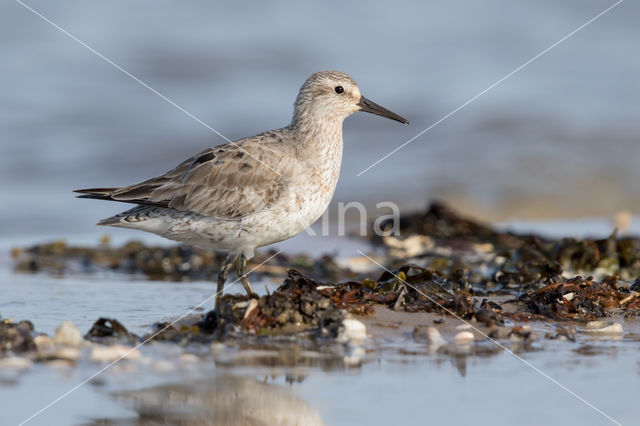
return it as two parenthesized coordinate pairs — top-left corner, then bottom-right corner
(1, 0), (638, 238)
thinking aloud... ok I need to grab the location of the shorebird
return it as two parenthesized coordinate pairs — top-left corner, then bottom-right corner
(75, 71), (408, 298)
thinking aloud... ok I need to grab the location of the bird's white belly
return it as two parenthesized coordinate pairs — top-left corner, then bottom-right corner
(239, 170), (338, 247)
(148, 170), (338, 258)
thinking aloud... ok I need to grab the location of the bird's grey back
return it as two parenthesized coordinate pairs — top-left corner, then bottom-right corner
(89, 130), (302, 219)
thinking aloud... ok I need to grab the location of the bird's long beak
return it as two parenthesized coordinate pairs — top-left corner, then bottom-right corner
(358, 96), (409, 125)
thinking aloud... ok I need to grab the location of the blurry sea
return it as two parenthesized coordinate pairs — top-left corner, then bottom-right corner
(1, 0), (639, 242)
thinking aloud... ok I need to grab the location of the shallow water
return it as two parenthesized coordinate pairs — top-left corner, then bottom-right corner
(7, 338), (637, 426)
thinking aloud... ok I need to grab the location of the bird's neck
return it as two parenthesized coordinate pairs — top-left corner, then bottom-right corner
(290, 116), (344, 162)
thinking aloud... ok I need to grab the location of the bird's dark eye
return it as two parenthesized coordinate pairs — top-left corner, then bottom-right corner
(334, 86), (344, 94)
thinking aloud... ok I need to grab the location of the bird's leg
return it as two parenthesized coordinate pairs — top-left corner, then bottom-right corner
(237, 254), (258, 298)
(216, 253), (235, 298)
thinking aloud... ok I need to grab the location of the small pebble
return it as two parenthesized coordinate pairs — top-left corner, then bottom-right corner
(90, 344), (141, 363)
(454, 331), (474, 345)
(53, 321), (84, 347)
(455, 324), (472, 330)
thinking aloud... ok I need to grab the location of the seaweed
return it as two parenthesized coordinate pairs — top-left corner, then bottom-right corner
(11, 240), (345, 282)
(516, 275), (640, 321)
(0, 319), (36, 353)
(85, 317), (139, 344)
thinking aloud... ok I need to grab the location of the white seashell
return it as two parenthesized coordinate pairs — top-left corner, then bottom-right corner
(454, 331), (474, 345)
(425, 327), (446, 347)
(583, 322), (623, 335)
(53, 321), (84, 347)
(342, 318), (367, 343)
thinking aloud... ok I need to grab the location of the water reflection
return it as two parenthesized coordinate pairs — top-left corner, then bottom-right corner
(92, 375), (324, 426)
(211, 340), (364, 371)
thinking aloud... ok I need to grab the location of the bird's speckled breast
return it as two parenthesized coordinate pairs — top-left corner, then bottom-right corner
(295, 139), (343, 225)
(239, 131), (344, 248)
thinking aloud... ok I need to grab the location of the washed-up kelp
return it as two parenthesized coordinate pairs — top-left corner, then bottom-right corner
(12, 240), (344, 282)
(374, 201), (640, 282)
(147, 266), (504, 343)
(12, 202), (640, 327)
(84, 317), (139, 345)
(516, 276), (640, 321)
(149, 271), (346, 343)
(373, 201), (525, 248)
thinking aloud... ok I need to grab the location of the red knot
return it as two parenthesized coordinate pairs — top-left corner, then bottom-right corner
(75, 71), (408, 298)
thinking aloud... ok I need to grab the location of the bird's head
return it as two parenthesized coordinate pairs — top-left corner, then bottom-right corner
(292, 70), (409, 126)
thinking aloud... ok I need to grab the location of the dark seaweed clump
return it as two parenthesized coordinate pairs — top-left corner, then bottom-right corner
(84, 317), (139, 345)
(0, 319), (36, 353)
(374, 201), (524, 248)
(12, 240), (221, 279)
(375, 201), (640, 281)
(370, 201), (640, 320)
(147, 271), (345, 344)
(517, 276), (640, 320)
(144, 264), (515, 345)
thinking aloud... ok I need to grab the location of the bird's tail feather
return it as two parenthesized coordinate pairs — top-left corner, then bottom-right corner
(74, 187), (119, 201)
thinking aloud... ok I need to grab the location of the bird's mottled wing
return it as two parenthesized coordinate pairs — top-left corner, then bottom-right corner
(108, 141), (287, 219)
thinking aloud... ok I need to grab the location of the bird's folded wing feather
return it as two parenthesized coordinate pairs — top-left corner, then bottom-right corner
(107, 142), (287, 219)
